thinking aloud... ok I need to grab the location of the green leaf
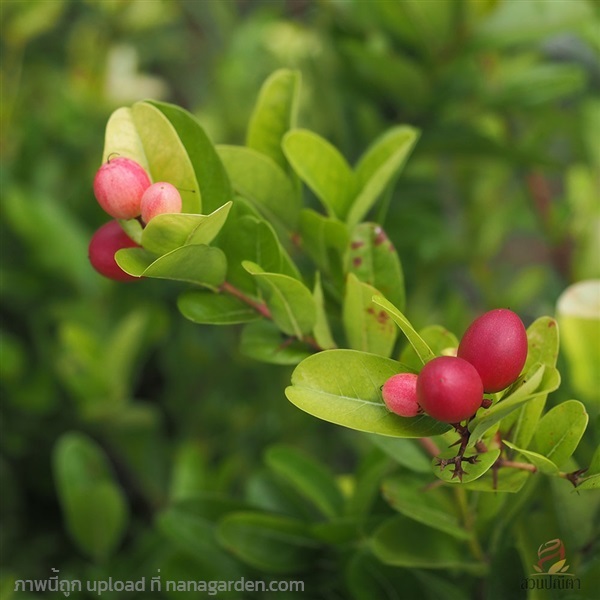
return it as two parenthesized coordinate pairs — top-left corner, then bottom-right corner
(283, 129), (355, 219)
(216, 512), (319, 574)
(145, 101), (232, 214)
(366, 434), (431, 473)
(242, 261), (316, 338)
(372, 296), (435, 364)
(217, 145), (300, 230)
(286, 350), (448, 438)
(178, 290), (260, 325)
(264, 444), (344, 519)
(576, 474), (600, 491)
(349, 126), (419, 226)
(462, 469), (529, 493)
(346, 223), (406, 312)
(169, 443), (208, 501)
(116, 245), (227, 289)
(502, 440), (559, 475)
(370, 515), (486, 573)
(141, 202), (231, 256)
(246, 68), (300, 173)
(399, 325), (458, 372)
(508, 316), (559, 450)
(217, 213), (283, 294)
(382, 475), (471, 539)
(312, 273), (337, 350)
(129, 102), (201, 214)
(532, 400), (589, 468)
(101, 107), (150, 172)
(343, 273), (397, 357)
(53, 432), (128, 561)
(299, 209), (348, 284)
(468, 364), (560, 445)
(433, 449), (502, 485)
(239, 320), (312, 365)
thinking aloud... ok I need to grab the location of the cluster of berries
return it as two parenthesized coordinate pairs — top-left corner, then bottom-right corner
(382, 309), (528, 424)
(88, 157), (183, 281)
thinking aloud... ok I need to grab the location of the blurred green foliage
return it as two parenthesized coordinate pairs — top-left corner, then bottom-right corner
(1, 1), (599, 598)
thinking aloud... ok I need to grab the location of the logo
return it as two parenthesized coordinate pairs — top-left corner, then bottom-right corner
(532, 539), (570, 575)
(521, 538), (581, 591)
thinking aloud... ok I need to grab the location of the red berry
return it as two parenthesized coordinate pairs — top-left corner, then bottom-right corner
(382, 373), (421, 417)
(457, 309), (528, 393)
(417, 356), (483, 423)
(140, 182), (182, 224)
(88, 221), (140, 282)
(93, 157), (151, 219)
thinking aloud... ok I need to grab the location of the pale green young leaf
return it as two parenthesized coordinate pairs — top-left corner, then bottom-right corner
(399, 324), (459, 371)
(433, 449), (502, 485)
(348, 126), (419, 226)
(372, 295), (435, 364)
(346, 223), (405, 311)
(283, 129), (355, 219)
(343, 274), (397, 357)
(116, 245), (227, 289)
(242, 261), (316, 338)
(312, 273), (337, 350)
(576, 475), (600, 491)
(101, 106), (149, 171)
(285, 350), (448, 438)
(141, 202), (231, 255)
(502, 440), (560, 475)
(246, 68), (301, 173)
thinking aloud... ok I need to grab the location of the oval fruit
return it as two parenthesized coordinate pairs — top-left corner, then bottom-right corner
(88, 221), (140, 282)
(382, 373), (420, 417)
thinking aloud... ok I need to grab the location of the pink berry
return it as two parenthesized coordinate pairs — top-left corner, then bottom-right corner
(93, 157), (151, 219)
(417, 356), (483, 423)
(88, 221), (140, 282)
(140, 182), (182, 224)
(457, 309), (528, 393)
(382, 373), (421, 417)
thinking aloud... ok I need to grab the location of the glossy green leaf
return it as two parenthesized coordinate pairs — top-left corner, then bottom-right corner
(178, 290), (260, 325)
(312, 273), (337, 350)
(346, 223), (405, 311)
(141, 202), (231, 256)
(101, 106), (150, 171)
(399, 325), (458, 371)
(116, 245), (227, 289)
(382, 475), (471, 539)
(372, 295), (435, 364)
(343, 273), (397, 357)
(462, 469), (530, 493)
(217, 213), (283, 294)
(130, 102), (201, 214)
(242, 261), (316, 338)
(246, 68), (300, 173)
(286, 350), (448, 438)
(502, 440), (559, 475)
(239, 320), (312, 365)
(349, 126), (419, 226)
(146, 101), (232, 214)
(433, 449), (501, 485)
(53, 432), (128, 562)
(118, 217), (143, 245)
(283, 129), (355, 219)
(216, 512), (319, 574)
(468, 364), (560, 445)
(576, 474), (600, 491)
(532, 400), (589, 468)
(508, 316), (559, 450)
(370, 515), (486, 573)
(217, 145), (300, 230)
(264, 444), (344, 519)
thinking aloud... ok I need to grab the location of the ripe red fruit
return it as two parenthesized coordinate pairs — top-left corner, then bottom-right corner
(93, 157), (151, 219)
(88, 221), (140, 282)
(140, 182), (183, 224)
(382, 373), (421, 417)
(417, 356), (483, 423)
(457, 309), (528, 393)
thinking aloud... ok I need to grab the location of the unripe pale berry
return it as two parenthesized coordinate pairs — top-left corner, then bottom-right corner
(382, 373), (421, 417)
(457, 308), (528, 393)
(93, 157), (151, 219)
(88, 221), (140, 282)
(417, 356), (483, 423)
(140, 182), (182, 224)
